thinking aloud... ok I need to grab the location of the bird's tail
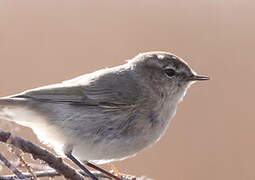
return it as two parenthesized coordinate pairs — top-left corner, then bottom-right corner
(0, 96), (50, 133)
(0, 97), (29, 123)
(0, 97), (27, 106)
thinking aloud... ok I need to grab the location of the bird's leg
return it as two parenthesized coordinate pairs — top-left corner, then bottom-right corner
(85, 161), (122, 180)
(65, 152), (98, 180)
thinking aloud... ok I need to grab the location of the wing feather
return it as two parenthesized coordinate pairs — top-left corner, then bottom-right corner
(11, 67), (143, 109)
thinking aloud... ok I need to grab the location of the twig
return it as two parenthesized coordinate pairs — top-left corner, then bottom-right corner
(0, 169), (145, 180)
(12, 161), (50, 171)
(0, 169), (111, 180)
(13, 151), (37, 180)
(0, 152), (28, 180)
(0, 129), (84, 180)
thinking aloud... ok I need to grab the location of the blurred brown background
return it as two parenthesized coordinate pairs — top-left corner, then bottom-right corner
(0, 0), (254, 180)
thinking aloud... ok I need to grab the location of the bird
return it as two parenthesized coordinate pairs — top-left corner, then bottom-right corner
(0, 51), (209, 179)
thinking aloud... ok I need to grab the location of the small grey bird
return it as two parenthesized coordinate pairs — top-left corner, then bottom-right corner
(0, 51), (209, 179)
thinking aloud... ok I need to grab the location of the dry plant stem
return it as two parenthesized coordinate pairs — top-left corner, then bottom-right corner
(0, 152), (28, 180)
(13, 161), (51, 171)
(0, 170), (111, 180)
(9, 145), (37, 180)
(14, 152), (37, 180)
(0, 129), (84, 180)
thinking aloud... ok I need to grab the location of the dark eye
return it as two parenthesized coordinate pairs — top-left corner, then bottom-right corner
(164, 68), (176, 77)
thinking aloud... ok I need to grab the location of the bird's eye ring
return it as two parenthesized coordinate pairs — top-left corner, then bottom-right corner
(164, 68), (176, 78)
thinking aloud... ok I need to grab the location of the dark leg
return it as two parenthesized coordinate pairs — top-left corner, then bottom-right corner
(85, 161), (122, 180)
(66, 153), (98, 180)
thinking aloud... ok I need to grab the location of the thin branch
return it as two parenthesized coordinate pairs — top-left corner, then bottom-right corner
(0, 129), (84, 180)
(0, 170), (111, 180)
(11, 161), (50, 171)
(0, 169), (149, 180)
(12, 150), (37, 180)
(0, 152), (28, 180)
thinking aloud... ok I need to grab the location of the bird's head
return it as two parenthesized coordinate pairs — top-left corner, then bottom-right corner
(128, 51), (209, 102)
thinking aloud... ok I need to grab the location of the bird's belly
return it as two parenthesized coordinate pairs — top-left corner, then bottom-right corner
(72, 107), (176, 164)
(72, 131), (157, 164)
(72, 137), (139, 164)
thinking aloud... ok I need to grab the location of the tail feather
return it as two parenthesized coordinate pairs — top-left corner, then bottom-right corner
(0, 97), (29, 122)
(0, 97), (28, 106)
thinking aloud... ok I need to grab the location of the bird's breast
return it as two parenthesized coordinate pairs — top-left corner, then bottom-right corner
(145, 98), (177, 144)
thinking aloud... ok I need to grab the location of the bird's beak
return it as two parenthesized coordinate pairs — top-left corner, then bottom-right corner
(188, 74), (210, 81)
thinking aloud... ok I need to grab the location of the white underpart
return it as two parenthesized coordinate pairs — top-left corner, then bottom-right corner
(0, 106), (67, 156)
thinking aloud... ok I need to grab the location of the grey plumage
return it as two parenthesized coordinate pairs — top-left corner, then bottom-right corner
(0, 51), (208, 164)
